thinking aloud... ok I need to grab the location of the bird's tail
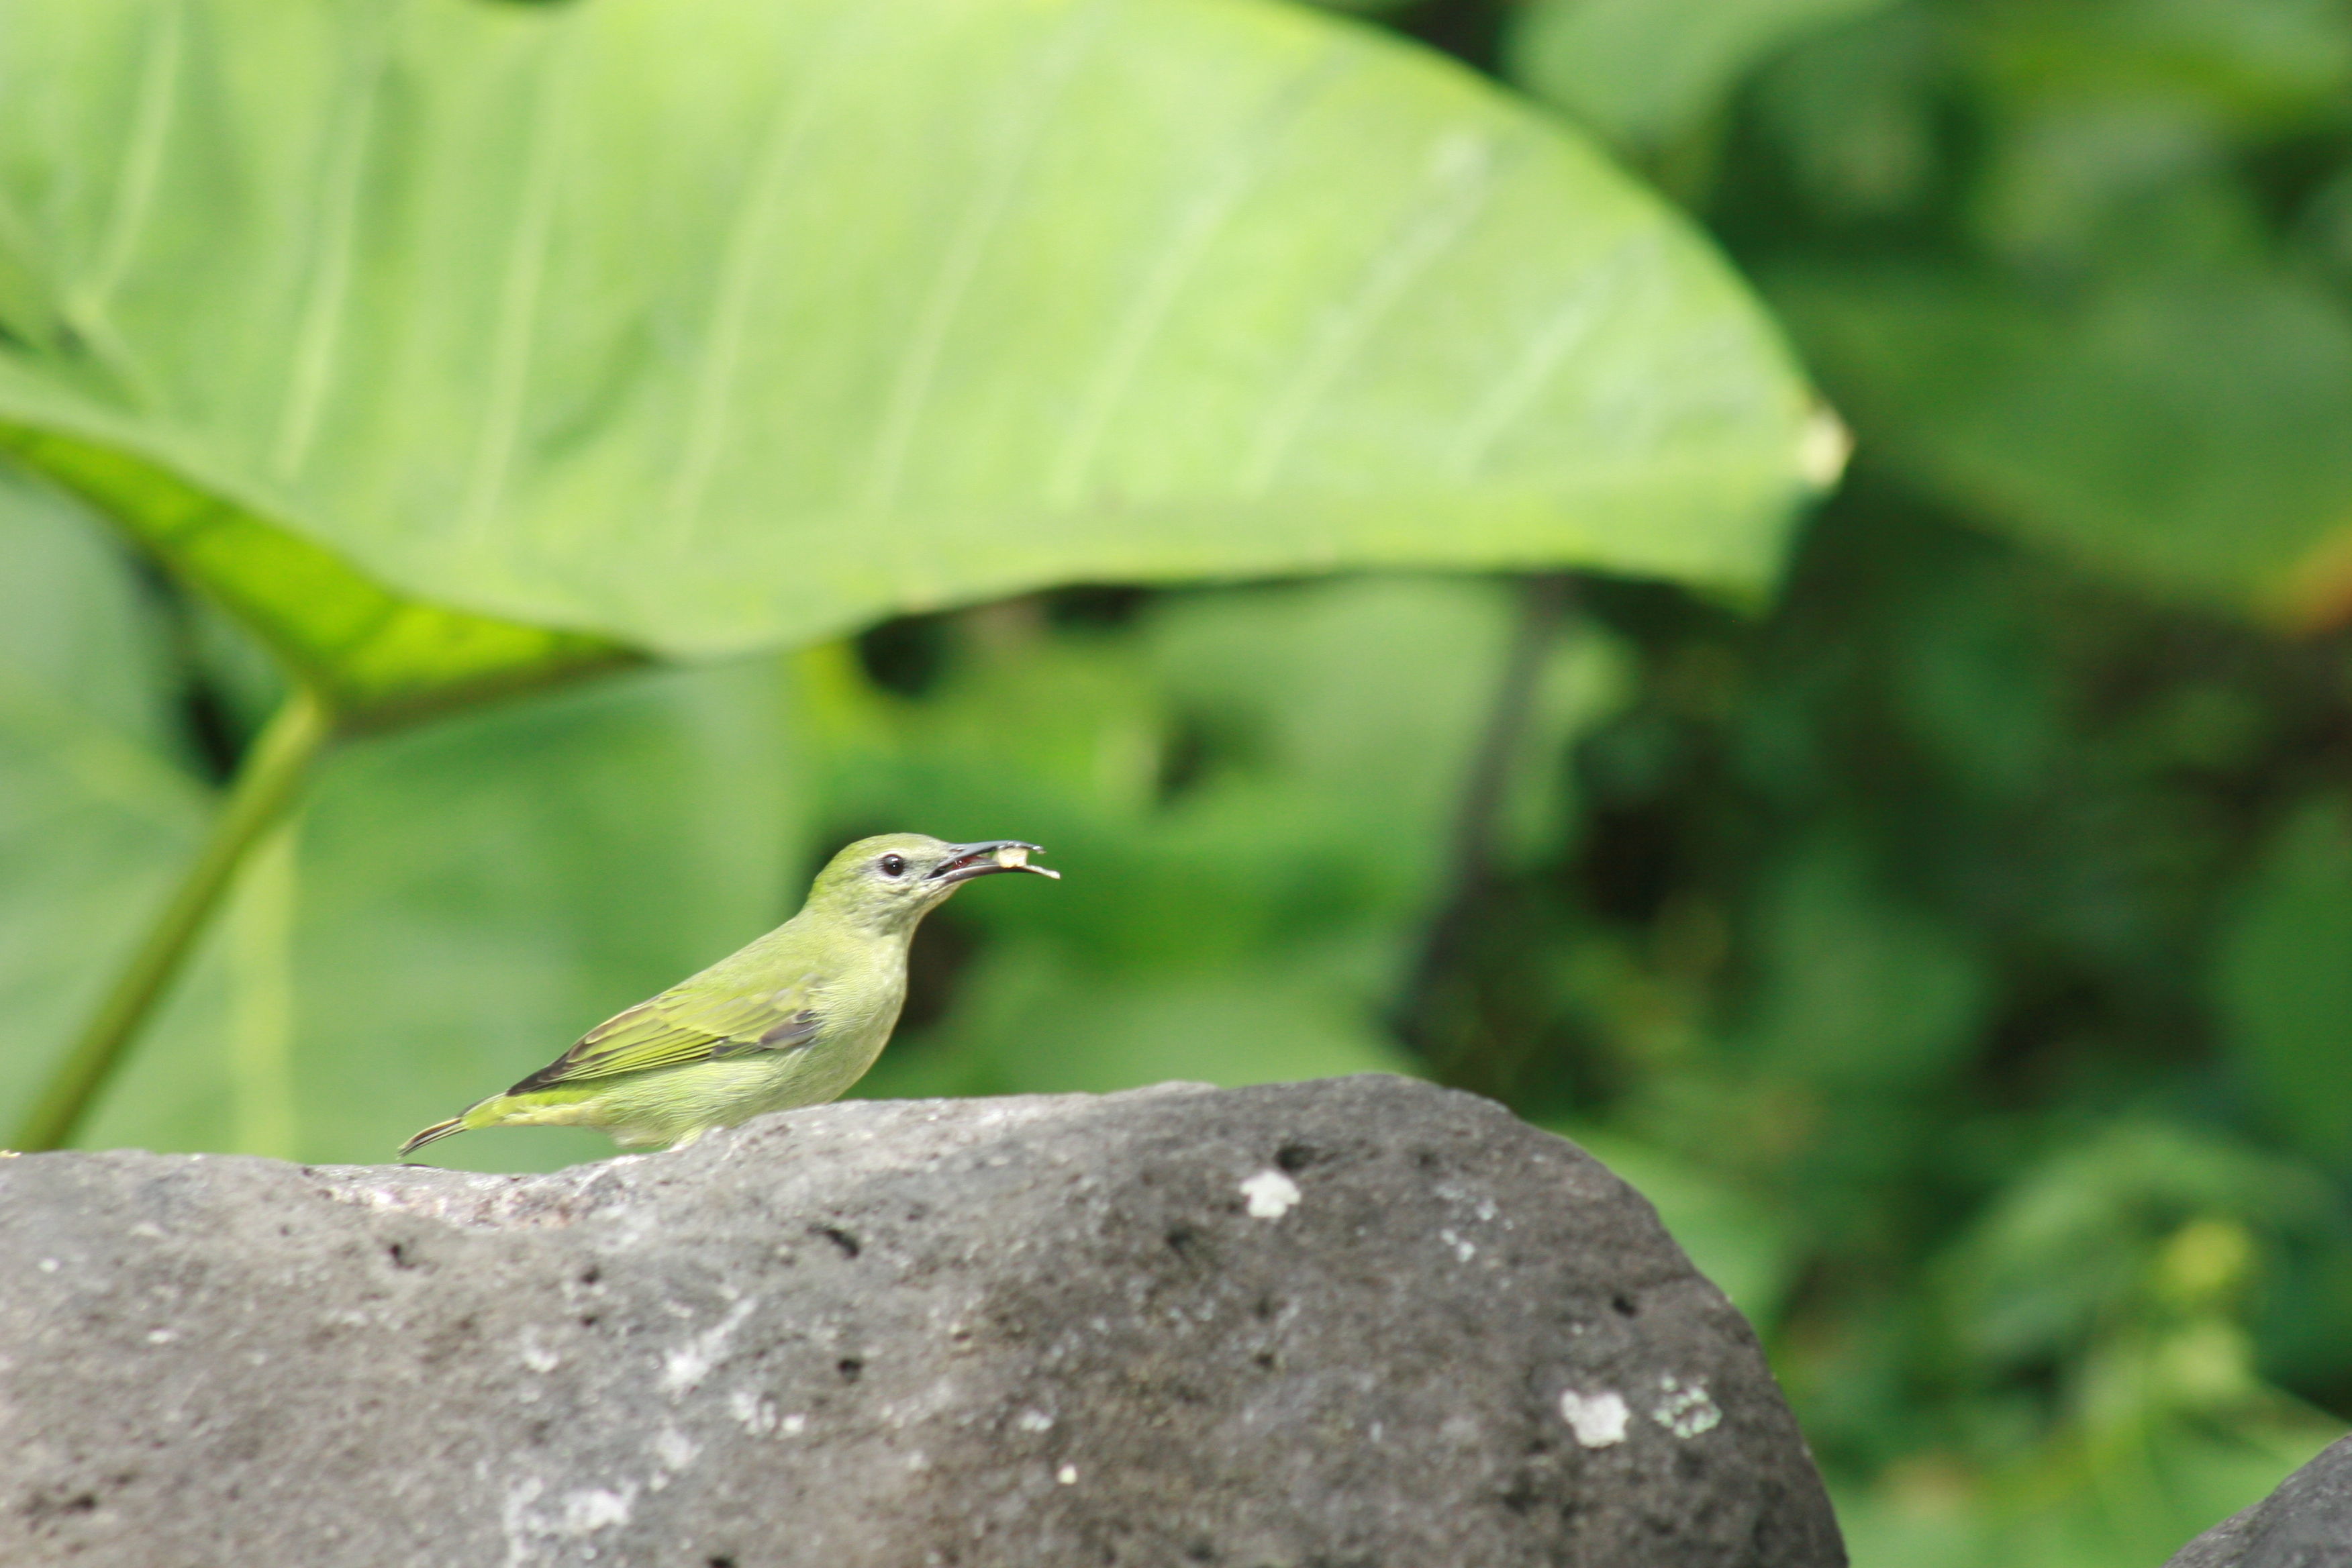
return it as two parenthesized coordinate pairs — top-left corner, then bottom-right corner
(398, 1117), (467, 1159)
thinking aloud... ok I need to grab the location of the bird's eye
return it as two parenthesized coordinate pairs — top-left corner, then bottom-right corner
(879, 854), (908, 878)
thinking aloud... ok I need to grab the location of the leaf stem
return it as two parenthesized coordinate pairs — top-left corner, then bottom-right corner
(1393, 573), (1575, 1071)
(14, 686), (336, 1152)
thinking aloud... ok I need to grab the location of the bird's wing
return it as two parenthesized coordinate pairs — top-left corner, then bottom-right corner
(504, 973), (823, 1092)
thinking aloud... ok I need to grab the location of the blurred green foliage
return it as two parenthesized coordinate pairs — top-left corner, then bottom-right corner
(4, 1), (2352, 1564)
(1470, 0), (2352, 1557)
(1508, 0), (1899, 156)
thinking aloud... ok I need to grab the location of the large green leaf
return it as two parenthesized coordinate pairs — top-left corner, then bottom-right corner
(0, 431), (636, 730)
(1776, 264), (2352, 625)
(0, 0), (1825, 663)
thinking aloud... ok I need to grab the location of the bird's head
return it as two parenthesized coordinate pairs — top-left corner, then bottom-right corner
(805, 832), (1059, 934)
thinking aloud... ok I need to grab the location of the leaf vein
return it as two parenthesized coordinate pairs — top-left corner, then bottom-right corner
(1240, 132), (1502, 495)
(862, 3), (1109, 514)
(1046, 46), (1363, 509)
(666, 3), (865, 543)
(458, 13), (582, 546)
(74, 0), (183, 342)
(271, 17), (390, 484)
(1446, 235), (1654, 477)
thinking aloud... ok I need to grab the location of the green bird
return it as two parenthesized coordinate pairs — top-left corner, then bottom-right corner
(399, 834), (1057, 1158)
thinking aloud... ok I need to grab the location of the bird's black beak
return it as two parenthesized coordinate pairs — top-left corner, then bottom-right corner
(928, 840), (1059, 885)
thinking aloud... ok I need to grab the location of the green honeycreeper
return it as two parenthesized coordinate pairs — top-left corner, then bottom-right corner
(399, 834), (1057, 1158)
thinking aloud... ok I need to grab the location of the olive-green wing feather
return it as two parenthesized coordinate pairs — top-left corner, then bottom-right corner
(505, 973), (822, 1092)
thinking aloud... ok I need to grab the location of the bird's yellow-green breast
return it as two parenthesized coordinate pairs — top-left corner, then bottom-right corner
(399, 834), (1057, 1158)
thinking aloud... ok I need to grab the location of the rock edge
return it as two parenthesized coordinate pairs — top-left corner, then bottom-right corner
(0, 1075), (1844, 1567)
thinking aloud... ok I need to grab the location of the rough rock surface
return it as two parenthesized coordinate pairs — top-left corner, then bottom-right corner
(0, 1075), (1843, 1567)
(2166, 1435), (2352, 1567)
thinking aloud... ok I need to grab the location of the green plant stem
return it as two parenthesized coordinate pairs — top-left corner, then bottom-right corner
(15, 687), (336, 1152)
(1394, 573), (1575, 1072)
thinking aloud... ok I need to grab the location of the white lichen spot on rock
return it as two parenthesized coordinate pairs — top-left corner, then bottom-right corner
(652, 1426), (699, 1473)
(499, 1475), (547, 1568)
(660, 1298), (756, 1395)
(1438, 1228), (1477, 1263)
(779, 1412), (807, 1436)
(561, 1487), (633, 1534)
(1240, 1169), (1301, 1219)
(1559, 1389), (1630, 1448)
(1015, 1408), (1055, 1432)
(1651, 1374), (1722, 1438)
(518, 1330), (560, 1374)
(728, 1388), (779, 1435)
(145, 1328), (176, 1345)
(1056, 1464), (1079, 1485)
(36, 1258), (57, 1273)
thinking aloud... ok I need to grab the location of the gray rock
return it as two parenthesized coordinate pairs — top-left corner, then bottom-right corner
(0, 1075), (1843, 1567)
(2166, 1435), (2352, 1568)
